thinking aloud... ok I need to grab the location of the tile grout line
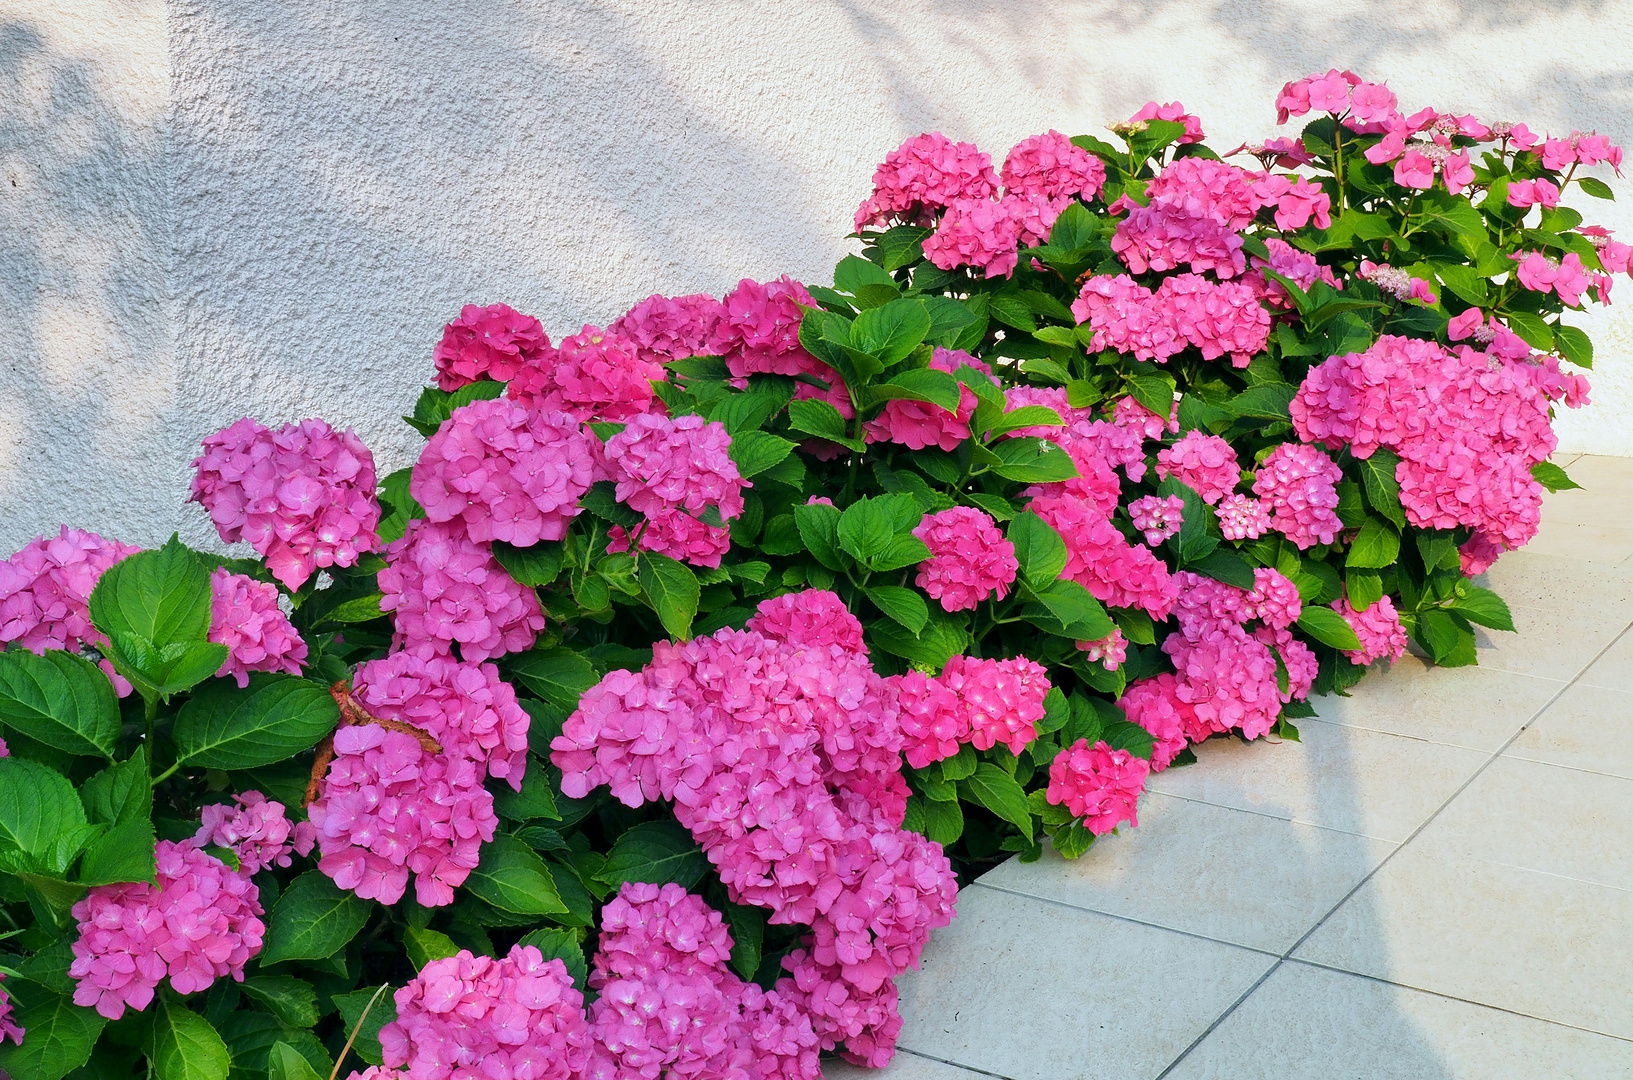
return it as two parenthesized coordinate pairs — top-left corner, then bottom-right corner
(892, 1046), (1021, 1080)
(969, 881), (1284, 958)
(1152, 618), (1633, 1079)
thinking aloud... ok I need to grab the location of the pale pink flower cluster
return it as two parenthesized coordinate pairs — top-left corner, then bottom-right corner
(866, 349), (990, 451)
(1332, 593), (1410, 665)
(1127, 494), (1185, 546)
(432, 303), (551, 391)
(1540, 131), (1625, 173)
(209, 568), (307, 687)
(70, 840), (265, 1019)
(0, 974), (20, 1046)
(1073, 273), (1271, 367)
(380, 946), (592, 1080)
(551, 591), (958, 1064)
(1215, 493), (1271, 540)
(1358, 261), (1439, 305)
(854, 133), (999, 230)
(608, 292), (726, 366)
(1001, 130), (1106, 203)
(1046, 739), (1150, 835)
(585, 883), (821, 1080)
(0, 526), (140, 653)
(1511, 251), (1595, 307)
(1251, 444), (1343, 549)
(1249, 238), (1338, 309)
(507, 324), (665, 422)
(191, 417), (381, 589)
(192, 791), (312, 875)
(911, 507), (1018, 612)
(1128, 101), (1205, 143)
(922, 197), (1023, 279)
(378, 518), (546, 662)
(1026, 490), (1177, 619)
(600, 412), (746, 568)
(1076, 627), (1128, 671)
(411, 398), (596, 547)
(352, 651), (531, 790)
(1156, 432), (1240, 504)
(307, 724), (497, 907)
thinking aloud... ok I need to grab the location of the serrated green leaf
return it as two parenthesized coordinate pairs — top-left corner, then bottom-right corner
(1446, 587), (1515, 632)
(1346, 517), (1401, 569)
(240, 976), (321, 1028)
(1227, 382), (1296, 421)
(332, 987), (396, 1068)
(81, 748), (151, 825)
(1126, 373), (1176, 419)
(0, 755), (86, 859)
(267, 1043), (324, 1080)
(638, 553), (701, 641)
(0, 991), (106, 1080)
(262, 871), (371, 965)
(987, 437), (1079, 483)
(1357, 449), (1407, 529)
(503, 648), (599, 714)
(988, 405), (1066, 439)
(1576, 176), (1615, 200)
(76, 816), (157, 886)
(836, 497), (898, 562)
(1007, 511), (1067, 588)
(727, 431), (797, 478)
(404, 926), (462, 971)
(851, 297), (930, 363)
(1503, 311), (1554, 351)
(866, 586), (929, 633)
(786, 398), (856, 447)
(868, 534), (933, 573)
(791, 500), (847, 570)
(492, 540), (565, 588)
(1296, 606), (1364, 652)
(960, 764), (1033, 839)
(467, 834), (567, 915)
(874, 225), (932, 272)
(1554, 324), (1593, 368)
(0, 649), (122, 759)
(595, 821), (707, 891)
(172, 674), (339, 770)
(1529, 460), (1582, 492)
(146, 995), (231, 1080)
(919, 796), (964, 846)
(870, 368), (962, 414)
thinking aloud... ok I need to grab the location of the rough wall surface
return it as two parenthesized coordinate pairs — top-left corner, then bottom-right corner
(2, 0), (1630, 554)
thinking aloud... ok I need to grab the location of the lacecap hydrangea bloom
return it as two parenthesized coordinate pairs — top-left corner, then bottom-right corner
(0, 526), (141, 653)
(911, 506), (1018, 612)
(506, 324), (666, 422)
(432, 303), (550, 390)
(378, 518), (546, 662)
(854, 132), (998, 230)
(1333, 593), (1410, 665)
(193, 791), (312, 875)
(1046, 739), (1151, 835)
(1251, 443), (1343, 549)
(191, 417), (381, 589)
(209, 568), (307, 687)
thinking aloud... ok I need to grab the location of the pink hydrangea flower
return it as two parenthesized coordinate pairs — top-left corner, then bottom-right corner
(1159, 274), (1273, 367)
(940, 654), (1049, 755)
(1333, 594), (1409, 665)
(1255, 625), (1318, 703)
(0, 737), (7, 758)
(1002, 130), (1106, 202)
(865, 349), (990, 451)
(191, 418), (381, 589)
(1077, 627), (1128, 671)
(0, 973), (21, 1046)
(1112, 395), (1178, 439)
(70, 841), (265, 1019)
(411, 399), (596, 547)
(1358, 260), (1437, 305)
(1250, 238), (1338, 310)
(1507, 178), (1562, 210)
(193, 791), (304, 875)
(308, 724), (497, 908)
(1047, 739), (1150, 834)
(606, 507), (733, 569)
(603, 412), (747, 521)
(922, 197), (1023, 279)
(432, 303), (550, 391)
(380, 946), (592, 1080)
(0, 527), (141, 654)
(208, 568), (307, 687)
(1128, 101), (1205, 143)
(378, 518), (546, 662)
(506, 324), (665, 422)
(1026, 491), (1177, 618)
(855, 133), (999, 230)
(1512, 251), (1594, 307)
(1127, 494), (1185, 546)
(911, 507), (1018, 612)
(892, 668), (966, 768)
(748, 589), (867, 654)
(1164, 619), (1283, 742)
(1252, 444), (1343, 549)
(607, 292), (726, 366)
(352, 651), (531, 790)
(1117, 675), (1192, 770)
(1244, 568), (1302, 630)
(1156, 432), (1240, 504)
(1112, 202), (1247, 279)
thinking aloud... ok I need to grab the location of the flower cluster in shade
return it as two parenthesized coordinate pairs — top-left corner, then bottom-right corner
(191, 417), (381, 589)
(1046, 740), (1151, 835)
(603, 412), (748, 569)
(209, 568), (307, 687)
(550, 590), (959, 1066)
(69, 838), (268, 1019)
(432, 303), (552, 391)
(193, 791), (314, 875)
(1290, 333), (1587, 571)
(865, 348), (990, 451)
(911, 506), (1018, 612)
(1332, 593), (1410, 665)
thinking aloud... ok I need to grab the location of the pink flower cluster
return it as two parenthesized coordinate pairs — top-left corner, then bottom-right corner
(1540, 131), (1625, 173)
(866, 348), (990, 451)
(1358, 261), (1438, 305)
(551, 591), (958, 1064)
(70, 840), (265, 1019)
(411, 398), (597, 547)
(911, 507), (1018, 612)
(1511, 251), (1596, 307)
(935, 654), (1050, 758)
(209, 568), (307, 687)
(1333, 593), (1409, 665)
(1251, 444), (1343, 549)
(1156, 432), (1240, 504)
(1128, 101), (1205, 143)
(1073, 273), (1271, 367)
(1077, 627), (1128, 670)
(923, 198), (1024, 279)
(710, 277), (854, 418)
(601, 412), (747, 568)
(1250, 238), (1338, 309)
(0, 526), (140, 653)
(585, 883), (821, 1080)
(748, 589), (867, 653)
(432, 303), (551, 391)
(1046, 739), (1150, 835)
(1127, 494), (1185, 546)
(1110, 157), (1268, 278)
(0, 973), (20, 1046)
(1001, 130), (1106, 203)
(380, 946), (592, 1080)
(854, 133), (999, 230)
(191, 417), (381, 589)
(507, 324), (665, 422)
(1026, 490), (1177, 619)
(1215, 493), (1272, 540)
(193, 791), (313, 875)
(608, 292), (726, 366)
(379, 518), (546, 662)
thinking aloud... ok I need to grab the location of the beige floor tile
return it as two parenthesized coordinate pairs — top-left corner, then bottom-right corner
(1146, 720), (1486, 842)
(1582, 629), (1633, 692)
(1517, 519), (1633, 565)
(1469, 610), (1626, 681)
(1540, 490), (1633, 528)
(823, 1051), (995, 1080)
(1563, 455), (1633, 492)
(1418, 757), (1633, 892)
(1551, 452), (1582, 468)
(1294, 842), (1633, 1039)
(1477, 550), (1633, 624)
(894, 885), (1273, 1080)
(1508, 683), (1633, 780)
(1310, 656), (1561, 751)
(1166, 961), (1633, 1080)
(978, 793), (1393, 955)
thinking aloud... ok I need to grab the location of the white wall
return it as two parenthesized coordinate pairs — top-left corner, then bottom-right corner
(3, 0), (1630, 556)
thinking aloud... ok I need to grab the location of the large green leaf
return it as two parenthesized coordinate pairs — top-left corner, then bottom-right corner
(1006, 511), (1067, 587)
(503, 648), (599, 713)
(492, 765), (561, 823)
(986, 438), (1079, 483)
(0, 992), (107, 1080)
(240, 976), (321, 1028)
(88, 535), (211, 647)
(868, 611), (968, 668)
(172, 674), (339, 771)
(785, 398), (854, 446)
(727, 432), (796, 478)
(1357, 449), (1407, 529)
(146, 996), (231, 1080)
(960, 764), (1033, 838)
(1529, 460), (1581, 493)
(638, 553), (700, 641)
(331, 988), (396, 1068)
(0, 755), (86, 858)
(267, 1043), (324, 1080)
(1446, 587), (1515, 632)
(870, 367), (962, 414)
(594, 821), (707, 891)
(0, 649), (121, 759)
(261, 871), (371, 965)
(404, 927), (462, 972)
(491, 540), (564, 588)
(76, 816), (157, 886)
(1296, 606), (1364, 652)
(836, 497), (898, 563)
(217, 1014), (332, 1080)
(466, 834), (567, 915)
(851, 298), (930, 363)
(865, 586), (929, 633)
(1346, 517), (1401, 570)
(517, 927), (588, 991)
(81, 748), (152, 825)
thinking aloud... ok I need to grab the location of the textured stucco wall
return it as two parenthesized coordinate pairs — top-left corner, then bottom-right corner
(3, 0), (1631, 555)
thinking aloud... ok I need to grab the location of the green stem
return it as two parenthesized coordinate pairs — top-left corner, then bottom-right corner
(1332, 123), (1347, 214)
(151, 762), (180, 788)
(144, 695), (159, 780)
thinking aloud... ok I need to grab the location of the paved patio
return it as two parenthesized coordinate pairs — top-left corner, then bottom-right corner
(831, 454), (1633, 1080)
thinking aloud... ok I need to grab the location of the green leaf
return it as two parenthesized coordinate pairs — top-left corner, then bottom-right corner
(638, 553), (701, 641)
(578, 481), (642, 527)
(1529, 460), (1582, 492)
(1126, 373), (1176, 420)
(267, 1043), (324, 1080)
(595, 821), (707, 891)
(467, 834), (568, 915)
(1577, 176), (1615, 200)
(921, 296), (981, 345)
(867, 613), (968, 669)
(88, 535), (211, 650)
(1227, 383), (1296, 421)
(1345, 568), (1385, 611)
(76, 816), (157, 886)
(146, 995), (231, 1080)
(964, 492), (1016, 522)
(406, 379), (506, 436)
(1503, 311), (1554, 351)
(319, 593), (387, 624)
(987, 437), (1079, 483)
(0, 755), (86, 858)
(1554, 324), (1593, 368)
(834, 254), (898, 294)
(218, 1018), (332, 1080)
(919, 796), (964, 846)
(516, 928), (587, 990)
(1099, 719), (1156, 760)
(81, 748), (152, 825)
(1007, 511), (1068, 588)
(377, 466), (422, 543)
(791, 500), (847, 570)
(261, 871), (371, 965)
(1416, 189), (1487, 240)
(1447, 587), (1515, 632)
(492, 764), (561, 822)
(722, 901), (765, 982)
(866, 585), (929, 633)
(503, 648), (600, 713)
(492, 540), (565, 587)
(874, 225), (932, 272)
(987, 294), (1037, 332)
(1190, 549), (1256, 590)
(1357, 449), (1407, 529)
(727, 432), (797, 478)
(332, 987), (396, 1068)
(0, 649), (122, 759)
(867, 535), (933, 573)
(960, 764), (1033, 839)
(836, 497), (898, 562)
(1431, 261), (1487, 306)
(1024, 578), (1115, 641)
(1296, 606), (1364, 652)
(850, 297), (930, 363)
(870, 368), (962, 414)
(240, 976), (321, 1028)
(0, 992), (107, 1080)
(1416, 608), (1478, 666)
(1346, 517), (1401, 569)
(987, 405), (1066, 439)
(404, 926), (462, 971)
(172, 674), (339, 770)
(786, 398), (854, 446)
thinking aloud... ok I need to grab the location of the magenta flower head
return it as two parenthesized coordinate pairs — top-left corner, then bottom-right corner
(608, 292), (726, 367)
(909, 507), (1018, 612)
(1127, 494), (1185, 547)
(854, 132), (999, 231)
(378, 518), (546, 662)
(410, 398), (597, 547)
(1156, 432), (1240, 505)
(432, 303), (550, 391)
(0, 974), (22, 1046)
(602, 412), (746, 522)
(1047, 739), (1150, 834)
(1117, 674), (1192, 771)
(191, 417), (381, 589)
(922, 197), (1023, 279)
(1251, 443), (1343, 549)
(0, 526), (141, 654)
(507, 323), (665, 422)
(1002, 129), (1106, 203)
(865, 348), (991, 451)
(747, 589), (866, 653)
(940, 654), (1050, 755)
(1333, 593), (1409, 665)
(209, 568), (307, 687)
(193, 791), (303, 875)
(1128, 100), (1205, 143)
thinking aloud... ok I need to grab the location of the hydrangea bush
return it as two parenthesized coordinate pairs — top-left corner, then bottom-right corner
(0, 72), (1620, 1080)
